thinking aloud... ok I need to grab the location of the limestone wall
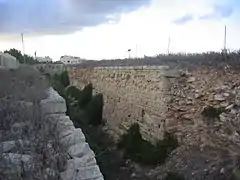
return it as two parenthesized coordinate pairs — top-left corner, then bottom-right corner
(0, 53), (20, 70)
(67, 66), (180, 142)
(33, 63), (64, 75)
(41, 88), (104, 180)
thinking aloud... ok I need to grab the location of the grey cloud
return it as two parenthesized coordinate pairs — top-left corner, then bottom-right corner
(199, 5), (233, 20)
(0, 0), (151, 35)
(173, 14), (194, 25)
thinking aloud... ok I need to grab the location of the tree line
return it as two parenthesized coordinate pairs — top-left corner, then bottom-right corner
(3, 48), (39, 64)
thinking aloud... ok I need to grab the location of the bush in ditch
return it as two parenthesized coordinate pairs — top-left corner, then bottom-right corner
(155, 132), (179, 163)
(85, 93), (104, 126)
(77, 83), (93, 108)
(118, 123), (179, 165)
(66, 86), (81, 99)
(53, 71), (69, 87)
(66, 83), (93, 108)
(164, 172), (185, 180)
(201, 106), (226, 119)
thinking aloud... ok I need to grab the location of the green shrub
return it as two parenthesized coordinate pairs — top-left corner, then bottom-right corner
(59, 71), (70, 87)
(78, 83), (93, 108)
(165, 172), (185, 180)
(85, 93), (104, 126)
(201, 106), (226, 119)
(118, 123), (178, 165)
(53, 71), (70, 88)
(66, 86), (82, 99)
(66, 83), (93, 108)
(51, 78), (66, 98)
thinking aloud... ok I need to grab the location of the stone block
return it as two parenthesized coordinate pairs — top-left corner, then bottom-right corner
(61, 165), (103, 180)
(67, 142), (93, 158)
(66, 154), (96, 169)
(49, 115), (75, 132)
(60, 129), (86, 147)
(0, 153), (33, 170)
(40, 88), (66, 114)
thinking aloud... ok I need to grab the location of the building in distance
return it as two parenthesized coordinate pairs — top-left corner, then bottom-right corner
(36, 56), (53, 63)
(60, 55), (85, 64)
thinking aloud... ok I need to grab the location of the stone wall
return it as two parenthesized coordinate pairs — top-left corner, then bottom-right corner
(0, 53), (20, 70)
(41, 88), (104, 180)
(67, 66), (180, 142)
(33, 63), (64, 76)
(68, 64), (240, 153)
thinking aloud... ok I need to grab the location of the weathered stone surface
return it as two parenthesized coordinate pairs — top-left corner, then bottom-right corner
(0, 153), (32, 169)
(187, 76), (196, 83)
(42, 88), (103, 179)
(40, 88), (66, 114)
(0, 52), (20, 70)
(214, 94), (226, 101)
(66, 155), (96, 169)
(68, 66), (240, 152)
(0, 140), (30, 153)
(60, 165), (103, 180)
(60, 129), (86, 147)
(65, 65), (240, 179)
(67, 66), (175, 142)
(67, 142), (93, 158)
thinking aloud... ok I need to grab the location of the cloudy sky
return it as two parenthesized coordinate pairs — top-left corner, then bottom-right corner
(0, 0), (239, 61)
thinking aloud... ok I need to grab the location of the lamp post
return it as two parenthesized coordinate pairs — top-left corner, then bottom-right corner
(127, 49), (131, 59)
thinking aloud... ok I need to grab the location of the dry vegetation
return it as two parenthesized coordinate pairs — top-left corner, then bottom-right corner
(0, 65), (68, 180)
(71, 51), (240, 70)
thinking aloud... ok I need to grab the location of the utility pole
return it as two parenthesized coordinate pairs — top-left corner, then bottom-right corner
(223, 25), (227, 51)
(167, 36), (171, 55)
(21, 33), (25, 63)
(222, 25), (227, 61)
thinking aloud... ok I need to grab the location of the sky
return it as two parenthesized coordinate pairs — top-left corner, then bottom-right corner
(0, 0), (240, 61)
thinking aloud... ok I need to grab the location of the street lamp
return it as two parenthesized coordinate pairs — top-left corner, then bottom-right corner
(127, 49), (131, 59)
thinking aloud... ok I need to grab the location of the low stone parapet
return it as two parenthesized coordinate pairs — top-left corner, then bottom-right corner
(41, 87), (104, 180)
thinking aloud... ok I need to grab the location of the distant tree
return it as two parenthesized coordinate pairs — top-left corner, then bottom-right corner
(23, 54), (38, 64)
